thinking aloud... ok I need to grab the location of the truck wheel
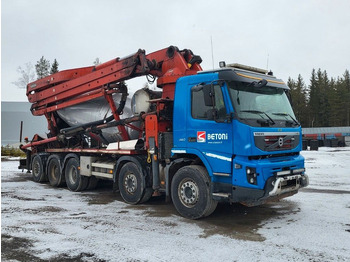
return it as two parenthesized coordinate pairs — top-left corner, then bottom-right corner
(65, 158), (88, 192)
(118, 162), (145, 204)
(47, 156), (65, 187)
(171, 165), (218, 219)
(32, 155), (47, 183)
(139, 188), (153, 204)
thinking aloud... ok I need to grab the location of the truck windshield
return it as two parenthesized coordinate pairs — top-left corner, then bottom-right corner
(227, 81), (298, 125)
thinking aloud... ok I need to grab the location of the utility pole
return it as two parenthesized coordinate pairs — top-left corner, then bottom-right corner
(210, 36), (214, 69)
(19, 121), (23, 143)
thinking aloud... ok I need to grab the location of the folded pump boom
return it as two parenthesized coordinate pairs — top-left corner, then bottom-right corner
(23, 46), (202, 150)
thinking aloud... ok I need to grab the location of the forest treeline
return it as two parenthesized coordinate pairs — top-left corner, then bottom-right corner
(288, 69), (350, 128)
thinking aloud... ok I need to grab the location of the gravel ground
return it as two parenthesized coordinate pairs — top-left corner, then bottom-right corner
(1, 147), (350, 262)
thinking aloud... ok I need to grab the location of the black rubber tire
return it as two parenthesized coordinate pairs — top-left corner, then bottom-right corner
(171, 165), (218, 219)
(32, 155), (47, 183)
(118, 162), (145, 204)
(47, 156), (65, 187)
(139, 187), (154, 204)
(65, 158), (88, 192)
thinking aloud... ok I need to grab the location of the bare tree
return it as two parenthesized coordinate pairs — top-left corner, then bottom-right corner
(93, 58), (101, 66)
(12, 62), (36, 89)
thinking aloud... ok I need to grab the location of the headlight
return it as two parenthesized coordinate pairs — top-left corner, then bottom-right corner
(246, 167), (258, 185)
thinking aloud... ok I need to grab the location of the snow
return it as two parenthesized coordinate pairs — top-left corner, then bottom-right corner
(1, 147), (350, 261)
(302, 147), (350, 191)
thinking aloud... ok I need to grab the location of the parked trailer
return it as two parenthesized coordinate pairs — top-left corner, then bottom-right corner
(302, 127), (350, 148)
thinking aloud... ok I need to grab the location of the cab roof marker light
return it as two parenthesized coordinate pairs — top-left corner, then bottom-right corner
(219, 61), (226, 68)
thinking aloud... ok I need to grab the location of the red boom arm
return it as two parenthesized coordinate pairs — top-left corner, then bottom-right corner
(22, 46), (202, 150)
(27, 46), (202, 115)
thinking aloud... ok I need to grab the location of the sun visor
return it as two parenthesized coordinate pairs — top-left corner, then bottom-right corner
(218, 69), (289, 90)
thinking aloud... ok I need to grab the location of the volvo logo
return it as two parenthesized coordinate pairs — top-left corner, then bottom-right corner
(278, 137), (284, 147)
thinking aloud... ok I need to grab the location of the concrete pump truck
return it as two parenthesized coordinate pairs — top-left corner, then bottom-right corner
(19, 46), (309, 219)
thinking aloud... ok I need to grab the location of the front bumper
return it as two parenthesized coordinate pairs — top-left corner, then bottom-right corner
(269, 173), (309, 196)
(212, 173), (309, 206)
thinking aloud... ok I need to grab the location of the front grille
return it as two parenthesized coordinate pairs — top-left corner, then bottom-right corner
(264, 135), (293, 149)
(254, 132), (300, 152)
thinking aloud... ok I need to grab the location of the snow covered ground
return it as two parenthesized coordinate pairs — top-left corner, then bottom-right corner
(1, 147), (350, 261)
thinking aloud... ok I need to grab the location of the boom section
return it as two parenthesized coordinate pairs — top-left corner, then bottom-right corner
(27, 46), (202, 116)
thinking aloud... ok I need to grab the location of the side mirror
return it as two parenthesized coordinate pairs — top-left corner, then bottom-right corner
(203, 85), (215, 107)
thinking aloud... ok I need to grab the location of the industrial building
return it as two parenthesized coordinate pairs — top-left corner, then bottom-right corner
(302, 126), (350, 149)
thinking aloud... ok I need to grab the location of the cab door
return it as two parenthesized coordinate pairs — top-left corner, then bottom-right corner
(186, 82), (233, 175)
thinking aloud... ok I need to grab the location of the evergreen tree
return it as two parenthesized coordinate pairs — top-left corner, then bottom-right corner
(343, 69), (350, 91)
(289, 68), (349, 128)
(343, 70), (350, 126)
(328, 77), (339, 126)
(308, 69), (319, 127)
(336, 70), (350, 126)
(287, 77), (296, 91)
(306, 68), (332, 127)
(50, 59), (59, 74)
(319, 70), (331, 127)
(35, 56), (50, 79)
(288, 75), (308, 127)
(296, 74), (308, 126)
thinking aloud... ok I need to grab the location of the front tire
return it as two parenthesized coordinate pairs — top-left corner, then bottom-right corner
(171, 165), (218, 219)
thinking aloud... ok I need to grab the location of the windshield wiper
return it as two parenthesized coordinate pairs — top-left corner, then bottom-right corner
(272, 113), (300, 126)
(240, 110), (275, 125)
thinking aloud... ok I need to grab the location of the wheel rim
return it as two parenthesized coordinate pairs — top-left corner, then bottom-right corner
(178, 179), (199, 207)
(124, 173), (137, 194)
(68, 166), (78, 184)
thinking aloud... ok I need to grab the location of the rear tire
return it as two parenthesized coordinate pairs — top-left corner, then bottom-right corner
(47, 156), (65, 187)
(171, 165), (218, 219)
(32, 155), (47, 183)
(65, 158), (88, 192)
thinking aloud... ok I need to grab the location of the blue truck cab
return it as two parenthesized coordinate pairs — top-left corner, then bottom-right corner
(170, 63), (309, 218)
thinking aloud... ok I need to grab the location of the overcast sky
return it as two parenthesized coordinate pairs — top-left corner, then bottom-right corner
(1, 0), (350, 101)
